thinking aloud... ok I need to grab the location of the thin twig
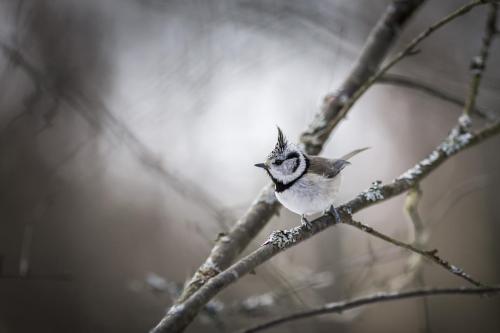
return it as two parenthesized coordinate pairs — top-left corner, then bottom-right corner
(241, 286), (500, 333)
(377, 74), (496, 120)
(341, 218), (482, 286)
(301, 0), (495, 148)
(464, 3), (498, 117)
(361, 174), (428, 295)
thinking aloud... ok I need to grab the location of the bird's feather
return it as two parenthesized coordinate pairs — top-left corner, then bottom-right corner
(307, 147), (369, 178)
(308, 156), (349, 178)
(340, 147), (370, 161)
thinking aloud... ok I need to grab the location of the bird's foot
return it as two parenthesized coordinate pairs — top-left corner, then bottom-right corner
(324, 205), (341, 224)
(301, 215), (313, 230)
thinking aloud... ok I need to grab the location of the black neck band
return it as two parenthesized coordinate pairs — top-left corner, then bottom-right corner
(267, 155), (309, 193)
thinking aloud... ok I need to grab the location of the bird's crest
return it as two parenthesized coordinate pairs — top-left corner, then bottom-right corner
(268, 126), (288, 158)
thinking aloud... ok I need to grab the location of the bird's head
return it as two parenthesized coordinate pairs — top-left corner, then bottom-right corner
(255, 126), (307, 185)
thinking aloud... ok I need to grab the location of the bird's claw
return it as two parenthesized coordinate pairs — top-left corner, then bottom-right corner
(301, 215), (312, 230)
(325, 205), (341, 224)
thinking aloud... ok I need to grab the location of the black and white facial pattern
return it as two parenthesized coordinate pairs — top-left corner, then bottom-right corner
(265, 128), (308, 189)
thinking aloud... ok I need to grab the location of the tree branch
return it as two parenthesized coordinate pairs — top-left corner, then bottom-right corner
(0, 42), (232, 231)
(377, 74), (496, 120)
(173, 0), (427, 310)
(300, 0), (426, 155)
(151, 113), (500, 332)
(342, 218), (482, 286)
(151, 1), (500, 331)
(464, 3), (498, 117)
(301, 0), (496, 151)
(242, 285), (500, 333)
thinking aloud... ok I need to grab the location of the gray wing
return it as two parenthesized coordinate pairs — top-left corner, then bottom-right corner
(308, 156), (350, 178)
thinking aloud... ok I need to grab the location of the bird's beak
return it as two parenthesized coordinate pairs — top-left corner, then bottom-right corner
(254, 163), (268, 170)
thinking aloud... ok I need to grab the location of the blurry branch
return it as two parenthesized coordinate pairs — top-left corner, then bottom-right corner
(0, 43), (44, 86)
(424, 2), (498, 233)
(344, 185), (429, 312)
(19, 223), (34, 277)
(464, 3), (498, 117)
(0, 42), (50, 129)
(342, 218), (481, 286)
(242, 286), (500, 333)
(399, 186), (428, 288)
(375, 2), (499, 123)
(0, 273), (72, 281)
(131, 270), (333, 329)
(0, 42), (231, 231)
(429, 175), (491, 229)
(96, 102), (233, 230)
(301, 0), (497, 148)
(346, 185), (427, 296)
(377, 74), (497, 120)
(299, 0), (427, 154)
(152, 113), (500, 332)
(1, 243), (71, 281)
(374, 185), (428, 292)
(405, 185), (425, 247)
(171, 0), (426, 312)
(0, 139), (86, 283)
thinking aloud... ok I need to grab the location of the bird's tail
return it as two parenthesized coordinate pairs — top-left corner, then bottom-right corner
(341, 147), (370, 161)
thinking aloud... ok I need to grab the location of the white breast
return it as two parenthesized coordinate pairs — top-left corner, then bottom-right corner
(275, 173), (341, 216)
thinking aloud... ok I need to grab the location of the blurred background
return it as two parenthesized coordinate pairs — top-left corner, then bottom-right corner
(1, 0), (500, 332)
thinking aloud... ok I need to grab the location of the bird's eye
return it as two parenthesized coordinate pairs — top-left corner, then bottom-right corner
(274, 159), (283, 166)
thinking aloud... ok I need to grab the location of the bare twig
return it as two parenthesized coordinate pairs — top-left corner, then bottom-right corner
(464, 3), (498, 117)
(299, 0), (427, 154)
(241, 285), (500, 333)
(371, 185), (428, 292)
(342, 218), (482, 286)
(301, 0), (496, 149)
(377, 74), (496, 120)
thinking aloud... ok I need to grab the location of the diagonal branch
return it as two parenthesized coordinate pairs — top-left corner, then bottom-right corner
(151, 114), (500, 332)
(300, 0), (426, 155)
(300, 0), (497, 151)
(173, 0), (427, 309)
(342, 218), (482, 286)
(242, 285), (500, 333)
(153, 1), (500, 331)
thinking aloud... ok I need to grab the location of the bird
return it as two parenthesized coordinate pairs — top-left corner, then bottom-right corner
(255, 126), (368, 228)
